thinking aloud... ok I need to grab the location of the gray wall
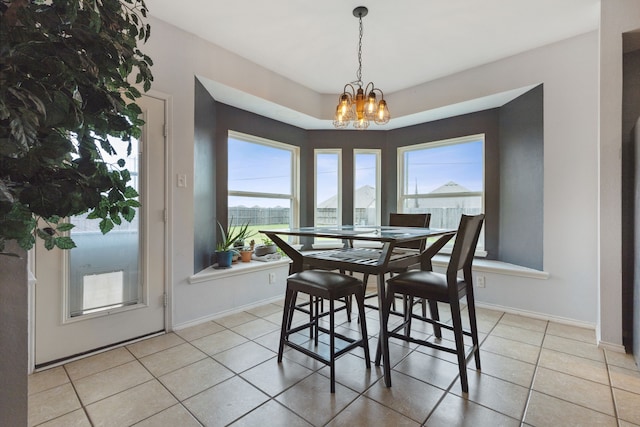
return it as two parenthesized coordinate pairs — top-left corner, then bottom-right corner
(622, 44), (640, 353)
(194, 83), (544, 272)
(498, 84), (544, 270)
(0, 241), (28, 427)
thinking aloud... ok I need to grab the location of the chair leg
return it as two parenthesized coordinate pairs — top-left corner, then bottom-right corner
(450, 298), (469, 393)
(329, 298), (336, 393)
(286, 290), (297, 331)
(306, 294), (314, 339)
(403, 295), (412, 336)
(466, 290), (482, 370)
(314, 296), (320, 346)
(429, 300), (442, 338)
(421, 298), (427, 317)
(278, 287), (296, 362)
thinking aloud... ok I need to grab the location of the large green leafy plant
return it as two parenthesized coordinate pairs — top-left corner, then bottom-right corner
(0, 0), (153, 253)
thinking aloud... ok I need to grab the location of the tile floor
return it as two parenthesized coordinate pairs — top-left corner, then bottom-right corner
(28, 285), (640, 427)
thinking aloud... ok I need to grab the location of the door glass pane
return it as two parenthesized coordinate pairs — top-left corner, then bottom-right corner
(68, 136), (141, 318)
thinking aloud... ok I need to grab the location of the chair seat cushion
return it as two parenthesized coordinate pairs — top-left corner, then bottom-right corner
(386, 270), (466, 300)
(287, 270), (363, 299)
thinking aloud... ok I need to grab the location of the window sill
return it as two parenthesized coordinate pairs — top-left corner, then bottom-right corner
(189, 258), (291, 284)
(431, 255), (549, 280)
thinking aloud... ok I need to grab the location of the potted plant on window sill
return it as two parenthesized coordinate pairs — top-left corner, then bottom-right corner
(214, 220), (254, 268)
(254, 236), (278, 257)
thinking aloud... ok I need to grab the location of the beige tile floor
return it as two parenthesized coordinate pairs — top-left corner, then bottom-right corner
(28, 288), (640, 427)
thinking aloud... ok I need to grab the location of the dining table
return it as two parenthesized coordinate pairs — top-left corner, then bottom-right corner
(259, 224), (457, 387)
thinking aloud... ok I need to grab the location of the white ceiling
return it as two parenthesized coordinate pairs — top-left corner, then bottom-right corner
(147, 0), (600, 129)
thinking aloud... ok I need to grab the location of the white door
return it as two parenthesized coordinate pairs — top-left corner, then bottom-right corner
(35, 95), (167, 367)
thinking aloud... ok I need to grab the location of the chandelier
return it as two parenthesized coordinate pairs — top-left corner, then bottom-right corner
(333, 6), (390, 130)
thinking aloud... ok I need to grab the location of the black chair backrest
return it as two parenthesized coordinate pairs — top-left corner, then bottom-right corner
(447, 214), (485, 274)
(389, 213), (431, 250)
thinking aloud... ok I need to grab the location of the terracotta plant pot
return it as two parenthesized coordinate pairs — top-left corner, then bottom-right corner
(240, 250), (253, 262)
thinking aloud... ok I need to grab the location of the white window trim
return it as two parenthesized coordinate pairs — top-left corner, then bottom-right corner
(314, 149), (342, 227)
(354, 148), (381, 226)
(397, 133), (485, 252)
(227, 130), (300, 230)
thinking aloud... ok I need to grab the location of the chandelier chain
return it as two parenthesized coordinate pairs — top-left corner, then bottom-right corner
(356, 14), (363, 85)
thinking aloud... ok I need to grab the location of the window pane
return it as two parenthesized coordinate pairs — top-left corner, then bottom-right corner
(316, 152), (340, 226)
(355, 152), (379, 226)
(400, 137), (484, 250)
(228, 132), (297, 242)
(228, 138), (292, 195)
(404, 140), (483, 195)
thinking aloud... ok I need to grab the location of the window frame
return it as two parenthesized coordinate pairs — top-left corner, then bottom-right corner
(227, 130), (300, 230)
(397, 134), (486, 253)
(314, 149), (343, 228)
(354, 148), (381, 226)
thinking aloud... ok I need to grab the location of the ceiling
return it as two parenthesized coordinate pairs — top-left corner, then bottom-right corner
(146, 0), (600, 129)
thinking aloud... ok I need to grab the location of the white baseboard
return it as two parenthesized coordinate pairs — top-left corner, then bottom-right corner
(597, 340), (626, 353)
(172, 294), (283, 331)
(475, 301), (596, 330)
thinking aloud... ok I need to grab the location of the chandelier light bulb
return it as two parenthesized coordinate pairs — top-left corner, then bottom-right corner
(375, 99), (390, 124)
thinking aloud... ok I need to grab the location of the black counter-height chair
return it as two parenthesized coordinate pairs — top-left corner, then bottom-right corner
(378, 214), (485, 393)
(362, 213), (431, 316)
(278, 270), (370, 392)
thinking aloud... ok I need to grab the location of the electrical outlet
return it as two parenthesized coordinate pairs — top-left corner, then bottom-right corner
(269, 272), (276, 284)
(476, 275), (486, 288)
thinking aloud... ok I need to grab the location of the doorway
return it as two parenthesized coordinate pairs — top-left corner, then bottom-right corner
(34, 94), (168, 367)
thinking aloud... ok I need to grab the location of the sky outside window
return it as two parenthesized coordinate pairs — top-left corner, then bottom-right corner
(228, 138), (292, 196)
(404, 140), (483, 194)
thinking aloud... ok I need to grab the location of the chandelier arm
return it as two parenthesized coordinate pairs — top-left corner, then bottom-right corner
(341, 83), (357, 96)
(371, 87), (385, 99)
(364, 82), (375, 96)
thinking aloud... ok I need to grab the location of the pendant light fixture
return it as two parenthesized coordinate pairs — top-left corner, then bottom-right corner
(333, 6), (390, 130)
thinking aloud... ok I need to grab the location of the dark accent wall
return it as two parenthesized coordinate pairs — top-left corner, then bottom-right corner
(193, 79), (218, 272)
(194, 80), (544, 273)
(387, 110), (501, 259)
(621, 44), (640, 353)
(498, 84), (544, 270)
